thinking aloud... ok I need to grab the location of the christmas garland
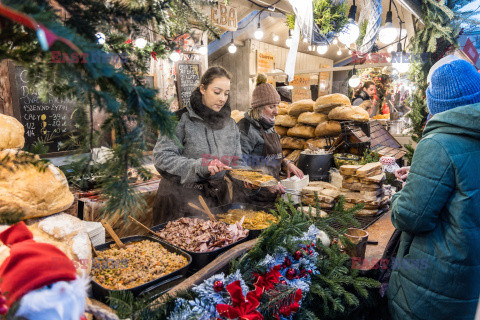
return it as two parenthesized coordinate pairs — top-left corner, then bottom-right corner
(109, 198), (380, 320)
(404, 0), (464, 164)
(286, 0), (348, 36)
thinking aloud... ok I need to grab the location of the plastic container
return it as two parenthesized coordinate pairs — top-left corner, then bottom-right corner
(90, 235), (191, 303)
(280, 175), (310, 204)
(151, 218), (249, 271)
(211, 203), (275, 239)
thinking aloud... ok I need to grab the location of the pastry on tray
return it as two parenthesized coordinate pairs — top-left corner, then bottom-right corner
(229, 169), (277, 187)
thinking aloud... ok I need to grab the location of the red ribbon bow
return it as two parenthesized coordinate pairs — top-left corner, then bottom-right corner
(254, 264), (282, 293)
(125, 39), (132, 44)
(216, 281), (264, 320)
(276, 289), (302, 318)
(151, 51), (157, 61)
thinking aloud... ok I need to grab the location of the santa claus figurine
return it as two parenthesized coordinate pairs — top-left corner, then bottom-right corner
(0, 221), (89, 320)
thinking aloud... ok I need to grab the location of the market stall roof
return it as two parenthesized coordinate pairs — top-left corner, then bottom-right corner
(209, 0), (421, 63)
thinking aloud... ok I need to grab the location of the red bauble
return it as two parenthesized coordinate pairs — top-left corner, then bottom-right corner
(286, 268), (297, 280)
(306, 244), (311, 248)
(284, 257), (292, 267)
(308, 270), (313, 274)
(294, 250), (303, 260)
(213, 280), (224, 292)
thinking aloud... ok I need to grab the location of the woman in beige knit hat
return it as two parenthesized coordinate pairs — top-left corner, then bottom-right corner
(236, 74), (303, 205)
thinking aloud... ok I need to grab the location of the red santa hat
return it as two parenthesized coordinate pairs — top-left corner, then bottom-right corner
(0, 221), (77, 308)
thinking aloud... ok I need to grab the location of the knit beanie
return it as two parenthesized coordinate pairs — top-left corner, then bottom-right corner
(427, 58), (480, 115)
(0, 221), (77, 307)
(251, 73), (281, 109)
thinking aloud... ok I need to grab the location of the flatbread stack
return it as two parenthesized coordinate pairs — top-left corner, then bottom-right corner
(301, 181), (340, 209)
(338, 162), (390, 216)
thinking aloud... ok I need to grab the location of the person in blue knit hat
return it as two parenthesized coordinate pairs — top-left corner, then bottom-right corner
(388, 56), (480, 320)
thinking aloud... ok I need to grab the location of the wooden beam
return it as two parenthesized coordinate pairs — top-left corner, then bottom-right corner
(249, 63), (393, 77)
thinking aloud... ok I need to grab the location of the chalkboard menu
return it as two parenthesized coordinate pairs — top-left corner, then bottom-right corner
(175, 61), (201, 109)
(10, 65), (79, 154)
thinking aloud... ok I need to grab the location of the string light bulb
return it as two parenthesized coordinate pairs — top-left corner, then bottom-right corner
(379, 2), (398, 44)
(317, 44), (328, 54)
(169, 50), (180, 61)
(198, 40), (208, 55)
(273, 34), (279, 42)
(338, 1), (359, 45)
(254, 21), (264, 40)
(337, 49), (342, 55)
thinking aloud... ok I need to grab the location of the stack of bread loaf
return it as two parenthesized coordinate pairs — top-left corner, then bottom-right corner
(300, 181), (341, 211)
(275, 94), (370, 164)
(0, 114), (91, 275)
(339, 162), (390, 216)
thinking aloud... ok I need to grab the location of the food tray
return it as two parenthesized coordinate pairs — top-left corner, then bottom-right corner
(229, 169), (278, 187)
(151, 219), (249, 272)
(90, 235), (192, 303)
(211, 203), (275, 239)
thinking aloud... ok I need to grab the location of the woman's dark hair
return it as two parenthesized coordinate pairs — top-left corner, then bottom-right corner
(200, 66), (232, 88)
(355, 80), (375, 97)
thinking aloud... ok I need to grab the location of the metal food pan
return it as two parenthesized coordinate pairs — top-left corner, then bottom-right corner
(90, 235), (191, 303)
(151, 218), (249, 272)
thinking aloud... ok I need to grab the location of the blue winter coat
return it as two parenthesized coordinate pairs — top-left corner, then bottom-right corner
(387, 103), (480, 320)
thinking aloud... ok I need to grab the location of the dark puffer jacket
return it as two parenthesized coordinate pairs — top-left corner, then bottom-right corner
(387, 103), (480, 320)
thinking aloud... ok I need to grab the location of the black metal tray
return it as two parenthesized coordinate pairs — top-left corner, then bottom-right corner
(151, 216), (249, 271)
(211, 203), (275, 239)
(90, 235), (192, 303)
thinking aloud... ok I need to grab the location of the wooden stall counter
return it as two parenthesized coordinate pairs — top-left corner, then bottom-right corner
(362, 210), (395, 269)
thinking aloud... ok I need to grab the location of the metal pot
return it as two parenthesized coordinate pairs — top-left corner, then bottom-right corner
(297, 152), (333, 181)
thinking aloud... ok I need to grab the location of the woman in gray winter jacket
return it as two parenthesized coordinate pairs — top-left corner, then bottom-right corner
(152, 66), (241, 225)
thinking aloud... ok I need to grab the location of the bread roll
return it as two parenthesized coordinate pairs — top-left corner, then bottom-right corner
(315, 121), (342, 137)
(278, 102), (291, 115)
(286, 150), (302, 163)
(328, 105), (369, 122)
(287, 125), (316, 139)
(281, 137), (306, 150)
(274, 125), (289, 137)
(0, 213), (92, 276)
(0, 150), (74, 219)
(314, 94), (351, 114)
(275, 115), (297, 127)
(305, 138), (328, 149)
(297, 112), (328, 126)
(282, 149), (293, 157)
(288, 99), (314, 117)
(231, 110), (245, 123)
(0, 114), (25, 150)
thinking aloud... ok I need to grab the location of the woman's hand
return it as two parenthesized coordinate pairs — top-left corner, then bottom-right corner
(395, 166), (410, 181)
(286, 163), (304, 179)
(267, 183), (286, 194)
(207, 159), (231, 176)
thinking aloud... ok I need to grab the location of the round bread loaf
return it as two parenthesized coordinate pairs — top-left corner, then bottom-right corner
(315, 121), (342, 137)
(278, 102), (291, 115)
(328, 105), (369, 122)
(0, 213), (92, 276)
(314, 94), (351, 114)
(274, 125), (289, 137)
(288, 99), (314, 117)
(281, 137), (306, 150)
(275, 115), (297, 127)
(297, 112), (328, 126)
(0, 150), (74, 219)
(287, 124), (316, 139)
(231, 110), (245, 123)
(305, 138), (328, 149)
(0, 114), (25, 150)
